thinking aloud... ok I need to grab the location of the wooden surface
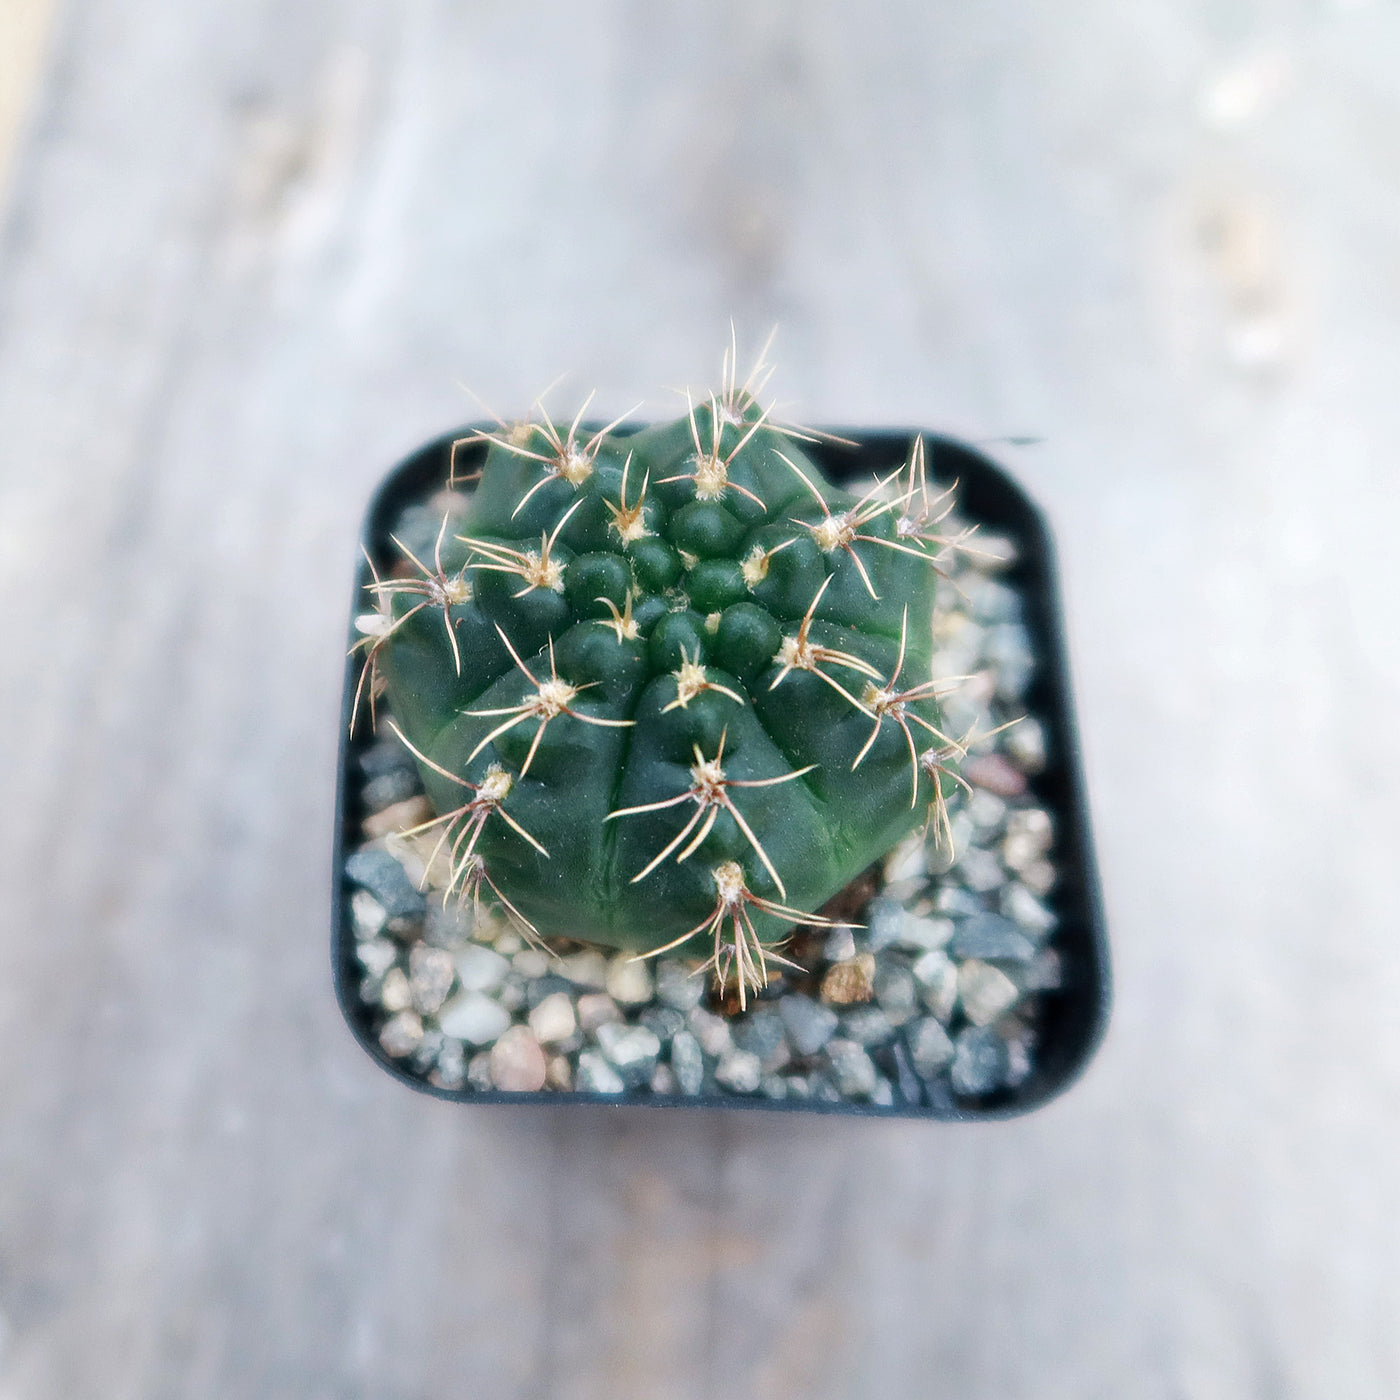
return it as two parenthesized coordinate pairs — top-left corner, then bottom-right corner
(2, 2), (1398, 1396)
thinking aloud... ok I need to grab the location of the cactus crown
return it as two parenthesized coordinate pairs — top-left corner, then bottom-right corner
(354, 355), (972, 1006)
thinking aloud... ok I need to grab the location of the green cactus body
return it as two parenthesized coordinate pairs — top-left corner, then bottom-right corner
(361, 397), (956, 999)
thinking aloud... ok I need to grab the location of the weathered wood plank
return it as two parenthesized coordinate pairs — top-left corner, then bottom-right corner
(2, 0), (1399, 1397)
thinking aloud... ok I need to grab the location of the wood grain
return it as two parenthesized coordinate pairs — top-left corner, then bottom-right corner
(2, 1), (1399, 1396)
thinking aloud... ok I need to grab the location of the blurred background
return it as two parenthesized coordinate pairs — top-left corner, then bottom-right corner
(1, 2), (1398, 1396)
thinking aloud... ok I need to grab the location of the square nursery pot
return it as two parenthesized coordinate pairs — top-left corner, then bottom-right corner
(333, 425), (1109, 1118)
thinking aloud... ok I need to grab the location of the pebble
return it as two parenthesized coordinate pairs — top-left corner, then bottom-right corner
(1013, 948), (1063, 993)
(883, 835), (927, 886)
(496, 979), (527, 1014)
(985, 623), (1035, 700)
(669, 1031), (705, 1096)
(894, 914), (954, 953)
(823, 925), (858, 962)
(466, 1051), (495, 1091)
(650, 1063), (678, 1096)
(513, 949), (551, 980)
(411, 1028), (445, 1073)
(872, 964), (918, 1025)
(359, 736), (415, 779)
(362, 768), (420, 811)
(963, 753), (1028, 798)
(355, 938), (397, 979)
(655, 959), (706, 1010)
(966, 790), (1008, 832)
(734, 1008), (788, 1069)
(408, 945), (456, 1015)
(431, 1039), (467, 1090)
(950, 1025), (1009, 1097)
(761, 1075), (788, 1100)
(957, 846), (1007, 894)
(453, 943), (510, 992)
(526, 974), (573, 1008)
(577, 993), (622, 1032)
(378, 1011), (423, 1058)
(528, 991), (577, 1044)
(913, 951), (960, 1022)
(1020, 859), (1057, 897)
(778, 995), (839, 1056)
(576, 1051), (625, 1095)
(595, 1022), (661, 1085)
(424, 896), (472, 949)
(1000, 883), (1057, 938)
(351, 890), (388, 938)
(934, 885), (984, 918)
(715, 1049), (762, 1094)
(1002, 809), (1053, 871)
(871, 1077), (895, 1107)
(489, 1026), (547, 1092)
(345, 849), (427, 920)
(546, 1055), (574, 1091)
(841, 1007), (895, 1047)
(825, 1039), (877, 1098)
(688, 1007), (733, 1057)
(606, 955), (654, 1006)
(865, 898), (907, 952)
(965, 575), (1022, 625)
(906, 1017), (955, 1078)
(957, 959), (1021, 1026)
(1003, 716), (1047, 773)
(379, 967), (412, 1014)
(640, 1006), (687, 1042)
(821, 954), (875, 1005)
(558, 949), (609, 989)
(889, 1040), (923, 1104)
(950, 914), (1037, 963)
(362, 795), (434, 841)
(437, 990), (512, 1044)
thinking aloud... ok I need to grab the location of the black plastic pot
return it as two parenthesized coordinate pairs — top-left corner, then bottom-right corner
(333, 426), (1110, 1118)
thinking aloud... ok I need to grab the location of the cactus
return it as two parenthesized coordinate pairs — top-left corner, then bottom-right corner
(353, 356), (971, 1006)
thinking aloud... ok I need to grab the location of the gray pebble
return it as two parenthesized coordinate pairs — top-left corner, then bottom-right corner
(870, 1077), (895, 1107)
(873, 964), (918, 1024)
(1021, 859), (1057, 897)
(424, 896), (472, 949)
(576, 1051), (625, 1095)
(466, 1051), (495, 1092)
(823, 925), (858, 962)
(1002, 809), (1053, 870)
(358, 736), (416, 779)
(1010, 948), (1063, 993)
(825, 1040), (877, 1098)
(669, 1031), (705, 1096)
(734, 1008), (787, 1068)
(785, 1076), (811, 1100)
(894, 914), (954, 953)
(985, 623), (1035, 700)
(841, 1007), (895, 1047)
(809, 1073), (843, 1103)
(650, 1063), (678, 1096)
(950, 1026), (1010, 1097)
(934, 885), (984, 918)
(906, 1017), (955, 1078)
(496, 978), (527, 1014)
(889, 1040), (923, 1105)
(411, 1028), (445, 1074)
(866, 897), (908, 952)
(760, 1075), (788, 1100)
(363, 769), (420, 811)
(512, 948), (551, 980)
(715, 1049), (762, 1094)
(957, 845), (1007, 894)
(1000, 883), (1057, 937)
(640, 1005), (687, 1042)
(966, 789), (1008, 833)
(345, 849), (426, 920)
(950, 914), (1037, 963)
(431, 1039), (467, 1091)
(655, 959), (706, 1010)
(526, 974), (574, 1008)
(595, 1022), (661, 1085)
(778, 995), (839, 1056)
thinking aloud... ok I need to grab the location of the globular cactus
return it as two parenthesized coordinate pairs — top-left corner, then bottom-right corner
(354, 357), (970, 1006)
